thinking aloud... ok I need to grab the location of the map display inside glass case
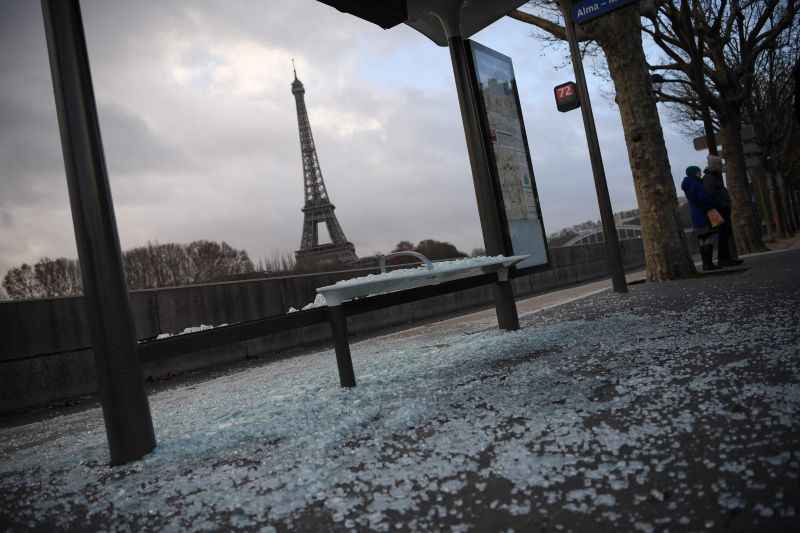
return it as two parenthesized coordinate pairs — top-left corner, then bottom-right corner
(469, 41), (549, 270)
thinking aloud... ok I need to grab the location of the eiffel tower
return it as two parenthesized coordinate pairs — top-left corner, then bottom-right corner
(291, 64), (358, 267)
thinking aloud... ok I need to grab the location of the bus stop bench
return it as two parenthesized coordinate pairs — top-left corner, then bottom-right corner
(138, 254), (527, 389)
(317, 253), (529, 387)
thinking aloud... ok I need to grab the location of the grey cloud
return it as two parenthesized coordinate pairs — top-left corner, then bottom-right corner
(0, 97), (64, 206)
(98, 102), (190, 176)
(0, 1), (65, 209)
(0, 209), (12, 228)
(1, 0), (700, 283)
(80, 0), (369, 70)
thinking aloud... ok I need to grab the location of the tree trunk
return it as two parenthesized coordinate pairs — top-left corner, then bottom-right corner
(598, 12), (696, 280)
(793, 189), (800, 230)
(775, 172), (796, 235)
(749, 167), (773, 240)
(719, 107), (768, 253)
(779, 172), (798, 235)
(768, 173), (789, 238)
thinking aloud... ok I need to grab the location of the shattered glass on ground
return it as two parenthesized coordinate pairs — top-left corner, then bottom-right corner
(1, 250), (798, 531)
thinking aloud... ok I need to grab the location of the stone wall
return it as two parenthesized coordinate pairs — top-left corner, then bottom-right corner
(0, 241), (645, 413)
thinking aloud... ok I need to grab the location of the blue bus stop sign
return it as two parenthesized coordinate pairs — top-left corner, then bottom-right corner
(572, 0), (639, 24)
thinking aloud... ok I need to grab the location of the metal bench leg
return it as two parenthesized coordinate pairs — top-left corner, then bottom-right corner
(328, 305), (356, 388)
(494, 268), (519, 331)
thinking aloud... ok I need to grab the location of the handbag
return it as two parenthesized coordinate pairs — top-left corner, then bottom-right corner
(707, 208), (725, 227)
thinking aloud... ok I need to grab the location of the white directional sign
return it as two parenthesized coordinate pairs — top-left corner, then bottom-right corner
(693, 135), (718, 151)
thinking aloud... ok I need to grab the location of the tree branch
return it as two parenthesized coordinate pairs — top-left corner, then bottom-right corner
(508, 9), (590, 42)
(649, 63), (685, 71)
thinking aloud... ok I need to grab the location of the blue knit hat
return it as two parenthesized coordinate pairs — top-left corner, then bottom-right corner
(686, 166), (701, 178)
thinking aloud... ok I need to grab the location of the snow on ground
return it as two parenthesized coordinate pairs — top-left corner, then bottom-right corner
(1, 259), (799, 531)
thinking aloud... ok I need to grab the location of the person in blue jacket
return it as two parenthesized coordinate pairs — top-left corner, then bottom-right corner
(681, 165), (720, 271)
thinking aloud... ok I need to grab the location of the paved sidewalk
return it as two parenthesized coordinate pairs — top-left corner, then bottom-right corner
(761, 233), (800, 251)
(1, 249), (798, 532)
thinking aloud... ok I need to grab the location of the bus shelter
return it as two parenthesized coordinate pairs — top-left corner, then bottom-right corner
(39, 0), (545, 465)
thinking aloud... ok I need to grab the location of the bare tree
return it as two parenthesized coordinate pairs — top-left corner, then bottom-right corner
(382, 239), (468, 266)
(415, 239), (468, 260)
(392, 241), (415, 252)
(4, 257), (81, 298)
(34, 257), (82, 297)
(510, 0), (697, 281)
(125, 240), (254, 287)
(123, 245), (157, 291)
(643, 0), (799, 252)
(745, 18), (800, 236)
(158, 243), (193, 286)
(123, 242), (188, 289)
(185, 240), (254, 283)
(257, 252), (297, 273)
(2, 263), (43, 299)
(2, 240), (256, 299)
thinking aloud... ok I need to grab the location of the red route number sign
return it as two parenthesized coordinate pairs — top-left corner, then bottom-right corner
(554, 81), (580, 112)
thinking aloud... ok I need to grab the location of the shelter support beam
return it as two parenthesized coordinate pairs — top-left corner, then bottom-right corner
(41, 0), (156, 465)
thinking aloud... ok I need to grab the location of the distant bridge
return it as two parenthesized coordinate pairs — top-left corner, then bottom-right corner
(563, 224), (643, 247)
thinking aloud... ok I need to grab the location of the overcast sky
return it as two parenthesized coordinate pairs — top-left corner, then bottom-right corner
(0, 0), (699, 279)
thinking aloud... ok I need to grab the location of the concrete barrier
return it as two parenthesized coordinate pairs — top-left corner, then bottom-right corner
(0, 240), (645, 413)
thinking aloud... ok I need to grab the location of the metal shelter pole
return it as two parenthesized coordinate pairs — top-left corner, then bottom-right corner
(447, 35), (520, 330)
(563, 3), (628, 293)
(41, 0), (156, 465)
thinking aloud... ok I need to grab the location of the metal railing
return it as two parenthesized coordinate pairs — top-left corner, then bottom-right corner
(377, 251), (434, 273)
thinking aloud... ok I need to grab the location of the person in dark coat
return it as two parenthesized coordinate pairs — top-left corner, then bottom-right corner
(703, 155), (743, 267)
(681, 165), (720, 271)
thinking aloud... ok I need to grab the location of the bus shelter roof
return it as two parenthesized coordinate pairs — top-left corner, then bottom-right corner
(317, 0), (529, 45)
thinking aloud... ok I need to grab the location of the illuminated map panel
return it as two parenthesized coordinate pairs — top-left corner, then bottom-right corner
(469, 41), (549, 271)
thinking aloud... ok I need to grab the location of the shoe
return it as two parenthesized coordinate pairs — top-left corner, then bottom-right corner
(718, 258), (743, 267)
(700, 245), (721, 271)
